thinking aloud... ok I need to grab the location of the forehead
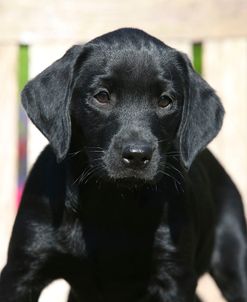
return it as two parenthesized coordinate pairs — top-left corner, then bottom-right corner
(93, 42), (172, 72)
(79, 34), (183, 93)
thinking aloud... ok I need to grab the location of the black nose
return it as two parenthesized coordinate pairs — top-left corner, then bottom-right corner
(122, 145), (153, 168)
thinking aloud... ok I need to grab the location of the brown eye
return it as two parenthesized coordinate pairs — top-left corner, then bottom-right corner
(158, 94), (172, 108)
(94, 91), (110, 104)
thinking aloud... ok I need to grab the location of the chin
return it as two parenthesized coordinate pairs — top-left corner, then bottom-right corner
(105, 170), (160, 188)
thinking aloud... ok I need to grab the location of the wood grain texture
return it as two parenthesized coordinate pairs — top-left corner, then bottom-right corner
(0, 45), (18, 269)
(204, 38), (247, 214)
(166, 42), (227, 302)
(1, 0), (247, 44)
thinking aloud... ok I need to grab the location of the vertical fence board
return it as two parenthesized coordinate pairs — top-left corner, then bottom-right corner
(167, 40), (192, 59)
(0, 45), (18, 270)
(28, 43), (72, 170)
(28, 44), (72, 302)
(204, 38), (247, 213)
(202, 38), (247, 302)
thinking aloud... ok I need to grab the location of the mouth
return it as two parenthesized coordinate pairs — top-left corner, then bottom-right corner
(104, 162), (158, 180)
(79, 160), (158, 187)
(100, 163), (165, 188)
(109, 176), (159, 190)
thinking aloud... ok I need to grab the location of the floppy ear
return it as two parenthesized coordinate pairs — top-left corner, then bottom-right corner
(177, 54), (225, 169)
(21, 45), (83, 162)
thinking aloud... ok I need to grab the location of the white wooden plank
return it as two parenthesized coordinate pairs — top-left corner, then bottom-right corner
(1, 0), (247, 43)
(28, 44), (72, 302)
(27, 43), (72, 170)
(201, 38), (247, 302)
(204, 38), (247, 214)
(0, 45), (18, 270)
(39, 279), (70, 302)
(197, 274), (226, 302)
(166, 41), (227, 302)
(166, 40), (192, 60)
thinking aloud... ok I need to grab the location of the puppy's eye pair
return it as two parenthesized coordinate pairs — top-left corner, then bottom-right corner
(158, 94), (173, 108)
(94, 91), (110, 104)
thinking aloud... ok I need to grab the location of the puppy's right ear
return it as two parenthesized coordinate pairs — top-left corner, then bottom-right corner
(21, 45), (83, 162)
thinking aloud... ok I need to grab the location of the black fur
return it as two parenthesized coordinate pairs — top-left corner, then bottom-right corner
(0, 28), (246, 302)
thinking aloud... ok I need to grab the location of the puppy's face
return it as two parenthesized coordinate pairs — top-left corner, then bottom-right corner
(72, 41), (183, 182)
(22, 28), (224, 185)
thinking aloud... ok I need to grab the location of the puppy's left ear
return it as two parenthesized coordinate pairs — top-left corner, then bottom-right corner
(177, 54), (225, 168)
(21, 45), (83, 162)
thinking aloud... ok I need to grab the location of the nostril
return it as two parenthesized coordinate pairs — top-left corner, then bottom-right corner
(122, 155), (133, 165)
(122, 145), (153, 168)
(125, 154), (134, 161)
(143, 158), (150, 164)
(123, 158), (130, 165)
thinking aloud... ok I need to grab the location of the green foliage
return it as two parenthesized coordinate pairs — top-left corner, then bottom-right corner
(193, 42), (202, 75)
(18, 45), (29, 92)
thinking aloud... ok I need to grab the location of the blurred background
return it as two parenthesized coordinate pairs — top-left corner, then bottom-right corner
(0, 0), (247, 301)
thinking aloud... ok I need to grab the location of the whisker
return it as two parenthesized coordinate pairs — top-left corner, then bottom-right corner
(158, 169), (183, 193)
(73, 172), (84, 185)
(157, 139), (170, 143)
(78, 164), (106, 185)
(73, 166), (95, 185)
(79, 167), (98, 184)
(88, 150), (105, 154)
(166, 163), (184, 180)
(158, 170), (179, 184)
(170, 156), (180, 162)
(165, 151), (181, 156)
(68, 150), (83, 158)
(85, 165), (105, 184)
(90, 157), (103, 163)
(85, 146), (104, 150)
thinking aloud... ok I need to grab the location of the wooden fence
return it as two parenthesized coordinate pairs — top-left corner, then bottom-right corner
(1, 1), (247, 301)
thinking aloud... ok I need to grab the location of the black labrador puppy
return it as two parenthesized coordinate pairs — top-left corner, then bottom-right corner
(0, 28), (246, 302)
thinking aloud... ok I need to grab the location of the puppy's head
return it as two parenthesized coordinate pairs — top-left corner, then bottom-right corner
(22, 28), (224, 184)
